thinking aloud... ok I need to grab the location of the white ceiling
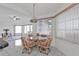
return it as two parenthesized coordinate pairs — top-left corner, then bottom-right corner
(0, 3), (69, 19)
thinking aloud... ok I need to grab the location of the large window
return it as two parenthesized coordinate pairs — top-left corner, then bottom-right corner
(15, 26), (22, 35)
(15, 26), (22, 33)
(24, 25), (33, 34)
(14, 25), (33, 36)
(14, 25), (33, 46)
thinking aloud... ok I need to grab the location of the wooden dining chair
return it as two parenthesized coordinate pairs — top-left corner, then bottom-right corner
(21, 37), (34, 54)
(38, 36), (52, 55)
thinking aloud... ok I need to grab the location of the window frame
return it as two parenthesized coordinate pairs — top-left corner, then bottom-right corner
(14, 24), (33, 36)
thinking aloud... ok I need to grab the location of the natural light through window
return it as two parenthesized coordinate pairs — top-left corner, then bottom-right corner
(24, 25), (33, 34)
(14, 25), (33, 35)
(15, 26), (22, 33)
(15, 39), (22, 46)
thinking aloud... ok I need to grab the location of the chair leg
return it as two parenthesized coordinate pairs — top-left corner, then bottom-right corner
(45, 48), (49, 55)
(22, 51), (24, 54)
(39, 47), (42, 53)
(28, 48), (31, 54)
(22, 48), (31, 54)
(39, 48), (49, 55)
(22, 48), (26, 54)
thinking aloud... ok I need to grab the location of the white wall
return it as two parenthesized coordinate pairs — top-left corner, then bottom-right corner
(0, 4), (53, 38)
(55, 4), (79, 55)
(0, 5), (31, 36)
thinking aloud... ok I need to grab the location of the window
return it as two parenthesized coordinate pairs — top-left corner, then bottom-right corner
(15, 26), (22, 35)
(14, 25), (33, 36)
(24, 25), (33, 34)
(14, 25), (33, 46)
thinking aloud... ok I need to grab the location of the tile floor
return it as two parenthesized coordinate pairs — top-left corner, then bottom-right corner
(0, 39), (65, 56)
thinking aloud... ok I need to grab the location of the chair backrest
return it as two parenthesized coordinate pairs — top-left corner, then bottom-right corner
(21, 37), (26, 47)
(21, 36), (34, 48)
(47, 36), (53, 47)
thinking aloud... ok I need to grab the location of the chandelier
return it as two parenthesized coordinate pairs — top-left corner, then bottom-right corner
(30, 4), (37, 23)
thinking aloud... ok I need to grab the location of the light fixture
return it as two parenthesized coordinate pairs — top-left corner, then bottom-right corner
(30, 4), (37, 23)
